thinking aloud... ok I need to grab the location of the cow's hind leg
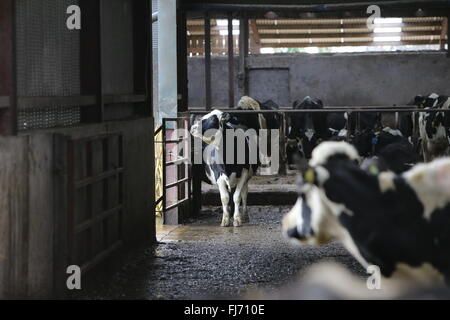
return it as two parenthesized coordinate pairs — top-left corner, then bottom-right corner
(233, 169), (250, 227)
(217, 175), (231, 227)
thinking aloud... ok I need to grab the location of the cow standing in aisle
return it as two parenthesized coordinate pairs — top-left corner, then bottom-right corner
(190, 96), (276, 227)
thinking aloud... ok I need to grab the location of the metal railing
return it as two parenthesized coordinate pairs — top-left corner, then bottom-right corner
(155, 117), (192, 223)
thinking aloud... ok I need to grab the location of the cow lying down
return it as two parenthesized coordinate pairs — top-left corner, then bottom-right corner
(283, 141), (450, 286)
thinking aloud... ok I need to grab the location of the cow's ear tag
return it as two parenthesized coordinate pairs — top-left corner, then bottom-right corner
(304, 168), (315, 184)
(371, 137), (378, 145)
(368, 165), (379, 175)
(220, 113), (231, 122)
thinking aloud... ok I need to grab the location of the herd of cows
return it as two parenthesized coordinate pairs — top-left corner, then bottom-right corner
(189, 93), (450, 289)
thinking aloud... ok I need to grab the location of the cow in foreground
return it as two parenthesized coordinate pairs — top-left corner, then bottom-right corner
(283, 141), (450, 285)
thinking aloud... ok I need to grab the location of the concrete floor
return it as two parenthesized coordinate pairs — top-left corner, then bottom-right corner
(78, 205), (365, 300)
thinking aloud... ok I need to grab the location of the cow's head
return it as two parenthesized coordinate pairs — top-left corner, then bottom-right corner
(413, 93), (440, 109)
(190, 109), (231, 144)
(288, 96), (326, 159)
(298, 129), (322, 159)
(282, 142), (360, 245)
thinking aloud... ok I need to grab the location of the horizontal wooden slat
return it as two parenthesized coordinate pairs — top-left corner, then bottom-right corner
(255, 17), (445, 25)
(80, 241), (123, 274)
(75, 205), (123, 234)
(75, 168), (123, 188)
(260, 34), (443, 44)
(103, 94), (146, 104)
(187, 16), (446, 53)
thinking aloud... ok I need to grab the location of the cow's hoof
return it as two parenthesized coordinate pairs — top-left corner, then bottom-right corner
(221, 219), (231, 227)
(241, 214), (249, 223)
(233, 218), (242, 227)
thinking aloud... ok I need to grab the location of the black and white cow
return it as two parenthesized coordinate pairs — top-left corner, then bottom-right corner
(361, 127), (417, 174)
(400, 94), (450, 162)
(190, 108), (263, 227)
(287, 96), (327, 164)
(283, 141), (450, 285)
(326, 112), (348, 141)
(415, 94), (450, 162)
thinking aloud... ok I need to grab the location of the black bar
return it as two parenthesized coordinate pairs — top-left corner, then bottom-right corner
(447, 13), (450, 58)
(80, 0), (103, 123)
(188, 107), (450, 114)
(204, 12), (212, 110)
(0, 0), (17, 135)
(181, 1), (450, 12)
(228, 13), (235, 108)
(133, 0), (152, 117)
(177, 4), (189, 112)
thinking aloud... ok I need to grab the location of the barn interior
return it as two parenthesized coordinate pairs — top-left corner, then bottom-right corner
(0, 0), (449, 300)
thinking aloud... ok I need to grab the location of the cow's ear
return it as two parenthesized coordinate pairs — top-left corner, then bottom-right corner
(220, 113), (231, 123)
(414, 95), (425, 108)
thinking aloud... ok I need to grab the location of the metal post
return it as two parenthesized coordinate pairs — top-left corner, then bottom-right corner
(227, 13), (235, 108)
(204, 12), (212, 110)
(177, 7), (188, 112)
(158, 0), (178, 123)
(279, 113), (287, 175)
(162, 119), (167, 223)
(238, 17), (249, 97)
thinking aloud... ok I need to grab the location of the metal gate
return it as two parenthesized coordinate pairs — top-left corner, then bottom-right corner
(67, 133), (124, 273)
(155, 117), (192, 224)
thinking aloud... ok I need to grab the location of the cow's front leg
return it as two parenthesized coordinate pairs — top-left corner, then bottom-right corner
(217, 176), (231, 227)
(233, 169), (249, 227)
(241, 183), (249, 223)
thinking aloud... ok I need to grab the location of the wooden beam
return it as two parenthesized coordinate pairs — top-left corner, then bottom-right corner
(250, 19), (261, 45)
(80, 0), (103, 123)
(447, 13), (450, 57)
(440, 17), (448, 49)
(133, 0), (152, 117)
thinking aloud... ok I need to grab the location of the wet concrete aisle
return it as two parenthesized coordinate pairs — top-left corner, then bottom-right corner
(79, 206), (364, 300)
